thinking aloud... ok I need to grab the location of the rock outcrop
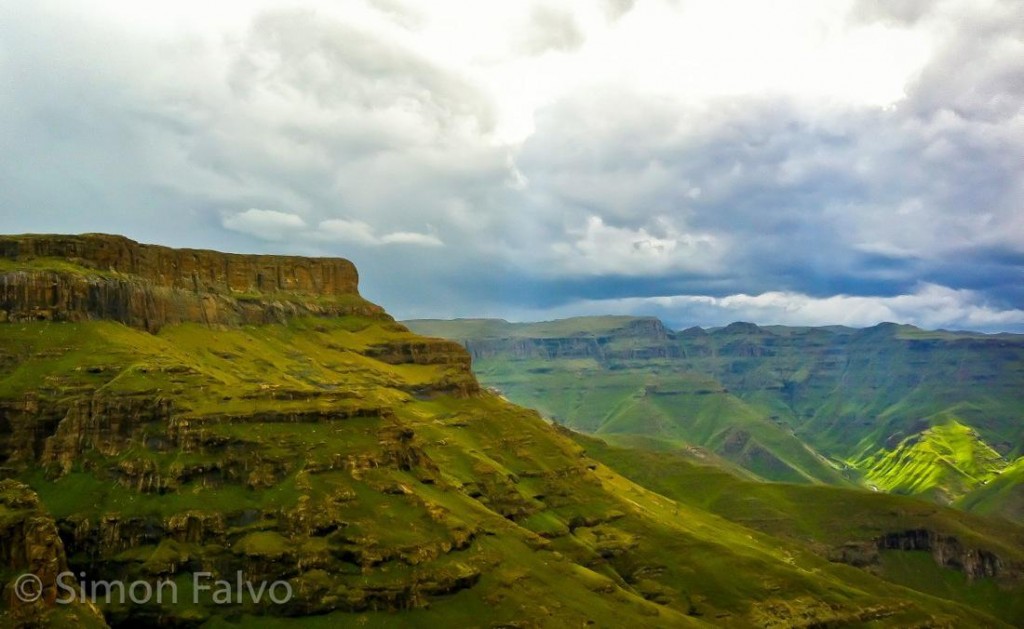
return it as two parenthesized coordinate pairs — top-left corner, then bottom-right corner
(0, 480), (108, 627)
(0, 234), (382, 331)
(877, 529), (1008, 581)
(829, 528), (1019, 583)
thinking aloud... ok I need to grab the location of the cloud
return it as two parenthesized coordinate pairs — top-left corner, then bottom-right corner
(315, 219), (381, 247)
(705, 284), (1024, 330)
(224, 212), (443, 248)
(367, 0), (426, 30)
(547, 215), (721, 276)
(509, 60), (1023, 302)
(603, 0), (637, 21)
(518, 7), (586, 55)
(0, 0), (1021, 330)
(222, 208), (306, 241)
(379, 231), (443, 247)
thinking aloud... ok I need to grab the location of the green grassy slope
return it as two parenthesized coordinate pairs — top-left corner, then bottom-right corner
(857, 420), (1009, 501)
(471, 356), (848, 485)
(406, 317), (1024, 511)
(5, 317), (1009, 626)
(571, 433), (1024, 626)
(959, 458), (1024, 522)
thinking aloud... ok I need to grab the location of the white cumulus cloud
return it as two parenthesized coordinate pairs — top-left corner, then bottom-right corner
(221, 208), (307, 241)
(224, 211), (442, 248)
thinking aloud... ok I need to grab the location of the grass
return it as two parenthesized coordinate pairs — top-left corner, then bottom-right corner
(958, 457), (1024, 521)
(469, 356), (851, 486)
(858, 420), (1008, 500)
(1, 307), (1021, 626)
(407, 316), (1024, 512)
(571, 432), (1024, 625)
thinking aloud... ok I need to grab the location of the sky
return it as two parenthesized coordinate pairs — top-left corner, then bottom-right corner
(1, 0), (1022, 331)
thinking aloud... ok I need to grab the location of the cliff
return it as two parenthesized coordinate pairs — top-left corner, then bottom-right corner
(0, 234), (379, 331)
(0, 234), (359, 295)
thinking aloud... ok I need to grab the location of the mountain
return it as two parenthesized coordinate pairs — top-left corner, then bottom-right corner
(404, 317), (1024, 513)
(1, 235), (1022, 627)
(406, 318), (852, 486)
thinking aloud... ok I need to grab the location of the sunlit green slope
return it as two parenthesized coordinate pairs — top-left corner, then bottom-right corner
(3, 317), (1005, 627)
(571, 433), (1024, 626)
(857, 420), (1009, 501)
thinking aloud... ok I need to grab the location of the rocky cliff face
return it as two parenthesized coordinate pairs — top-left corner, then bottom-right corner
(0, 234), (358, 296)
(0, 480), (108, 627)
(828, 528), (1020, 583)
(0, 234), (380, 331)
(877, 529), (1008, 581)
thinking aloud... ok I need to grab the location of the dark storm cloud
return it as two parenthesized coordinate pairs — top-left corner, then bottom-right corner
(485, 0), (1024, 329)
(511, 33), (1023, 307)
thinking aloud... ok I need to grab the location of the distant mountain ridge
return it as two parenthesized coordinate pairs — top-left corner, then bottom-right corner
(405, 316), (1024, 516)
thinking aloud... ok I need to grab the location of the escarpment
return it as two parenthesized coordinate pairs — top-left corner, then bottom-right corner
(458, 318), (682, 362)
(876, 529), (1012, 581)
(0, 234), (358, 296)
(0, 236), (509, 625)
(0, 234), (378, 331)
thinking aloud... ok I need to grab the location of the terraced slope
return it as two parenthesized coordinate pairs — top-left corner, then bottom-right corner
(2, 235), (1010, 627)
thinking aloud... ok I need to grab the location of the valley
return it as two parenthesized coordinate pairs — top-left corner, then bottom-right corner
(405, 317), (1024, 518)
